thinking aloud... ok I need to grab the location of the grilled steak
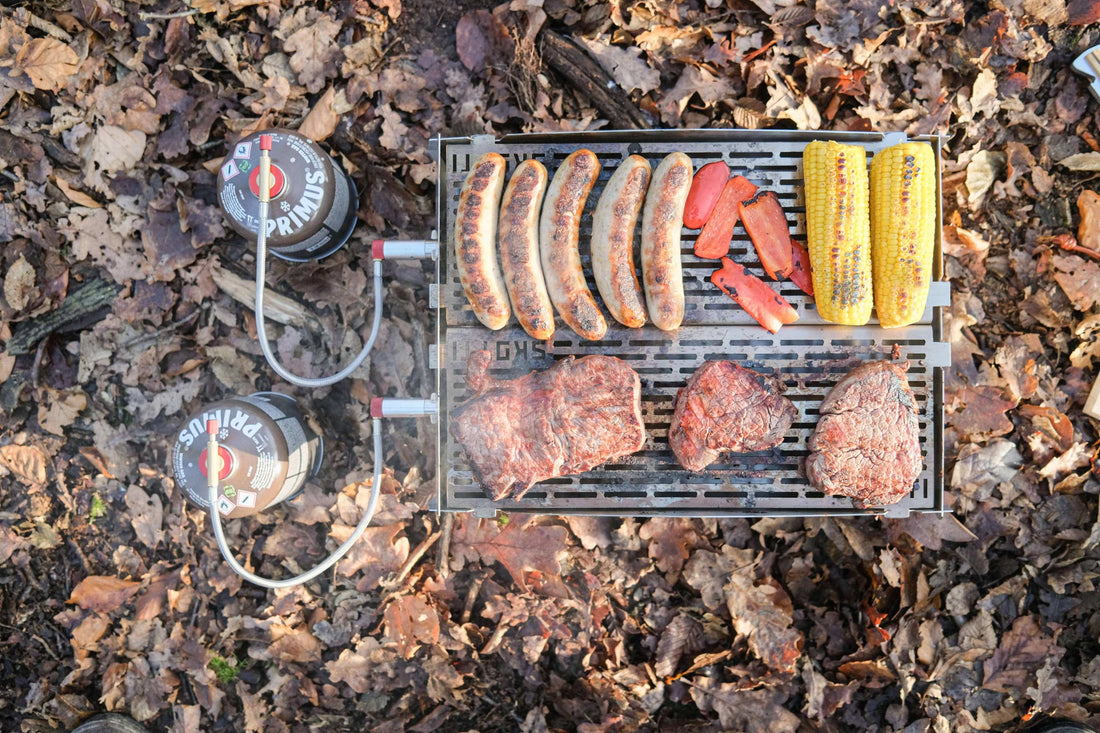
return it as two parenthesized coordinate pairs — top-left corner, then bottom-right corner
(452, 350), (646, 500)
(669, 361), (797, 472)
(807, 360), (922, 506)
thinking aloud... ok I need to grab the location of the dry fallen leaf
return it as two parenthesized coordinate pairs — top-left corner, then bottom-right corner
(654, 613), (703, 679)
(889, 512), (977, 551)
(1071, 314), (1100, 370)
(83, 126), (147, 193)
(37, 388), (87, 437)
(951, 439), (1022, 497)
(3, 255), (35, 311)
(993, 334), (1042, 403)
(333, 522), (409, 590)
(299, 86), (353, 142)
(969, 68), (998, 118)
(689, 680), (801, 733)
(947, 386), (1016, 442)
(0, 524), (29, 564)
(68, 575), (141, 613)
(966, 150), (1006, 209)
(14, 38), (79, 91)
(1039, 442), (1092, 481)
(1076, 190), (1100, 254)
(0, 444), (48, 485)
(206, 344), (258, 393)
(683, 546), (757, 610)
(639, 518), (707, 579)
(62, 207), (146, 283)
(942, 224), (990, 278)
(727, 574), (804, 673)
(326, 638), (385, 693)
(70, 613), (111, 656)
(383, 595), (440, 659)
(52, 175), (101, 208)
(0, 324), (14, 384)
(285, 16), (342, 93)
(454, 10), (513, 73)
(268, 625), (322, 663)
(564, 516), (613, 551)
(983, 615), (1063, 694)
(577, 37), (661, 94)
(29, 520), (61, 550)
(1052, 254), (1100, 310)
(124, 485), (164, 549)
(1057, 151), (1100, 171)
(450, 515), (567, 593)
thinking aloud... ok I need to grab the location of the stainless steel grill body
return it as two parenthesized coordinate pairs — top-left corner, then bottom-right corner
(432, 129), (949, 519)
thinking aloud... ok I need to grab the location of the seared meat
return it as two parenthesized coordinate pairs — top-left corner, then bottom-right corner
(807, 360), (922, 506)
(669, 361), (797, 472)
(452, 350), (646, 500)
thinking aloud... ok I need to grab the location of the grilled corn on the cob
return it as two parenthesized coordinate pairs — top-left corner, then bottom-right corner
(803, 140), (873, 325)
(870, 142), (937, 328)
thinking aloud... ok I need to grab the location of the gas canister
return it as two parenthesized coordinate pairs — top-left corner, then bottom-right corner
(171, 393), (322, 518)
(217, 129), (358, 261)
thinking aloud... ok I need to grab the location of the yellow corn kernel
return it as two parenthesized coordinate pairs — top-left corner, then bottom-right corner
(870, 143), (937, 328)
(803, 140), (873, 325)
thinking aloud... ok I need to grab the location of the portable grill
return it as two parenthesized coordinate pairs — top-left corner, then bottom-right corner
(428, 129), (950, 520)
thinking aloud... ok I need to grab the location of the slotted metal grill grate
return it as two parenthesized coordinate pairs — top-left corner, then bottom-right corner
(432, 129), (949, 519)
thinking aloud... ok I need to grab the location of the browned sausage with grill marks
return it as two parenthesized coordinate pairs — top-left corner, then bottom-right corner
(540, 149), (607, 341)
(591, 155), (651, 328)
(455, 153), (510, 330)
(498, 159), (554, 340)
(641, 152), (692, 331)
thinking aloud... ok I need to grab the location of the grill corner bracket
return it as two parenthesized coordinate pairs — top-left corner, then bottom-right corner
(882, 503), (912, 519)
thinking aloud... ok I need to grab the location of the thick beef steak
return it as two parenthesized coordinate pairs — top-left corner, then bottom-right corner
(452, 350), (646, 500)
(807, 360), (922, 506)
(669, 361), (797, 472)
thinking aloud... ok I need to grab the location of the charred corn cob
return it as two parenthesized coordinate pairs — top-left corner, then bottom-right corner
(870, 142), (937, 328)
(803, 140), (873, 325)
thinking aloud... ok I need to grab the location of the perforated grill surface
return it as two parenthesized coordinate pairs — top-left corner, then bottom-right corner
(433, 130), (948, 518)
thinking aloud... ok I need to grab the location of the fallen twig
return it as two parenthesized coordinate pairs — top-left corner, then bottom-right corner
(211, 264), (312, 328)
(460, 572), (487, 624)
(6, 279), (118, 356)
(435, 511), (454, 578)
(381, 528), (441, 590)
(139, 8), (201, 20)
(24, 11), (73, 42)
(539, 29), (649, 129)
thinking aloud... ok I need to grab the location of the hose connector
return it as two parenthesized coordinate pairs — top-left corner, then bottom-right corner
(372, 239), (439, 261)
(370, 395), (439, 420)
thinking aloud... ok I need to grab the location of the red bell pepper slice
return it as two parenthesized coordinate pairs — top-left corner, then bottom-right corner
(738, 191), (794, 280)
(710, 257), (799, 333)
(683, 161), (730, 229)
(693, 175), (758, 260)
(789, 240), (814, 296)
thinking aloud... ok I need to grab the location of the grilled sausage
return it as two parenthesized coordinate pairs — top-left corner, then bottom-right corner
(455, 153), (509, 330)
(498, 159), (554, 340)
(591, 155), (651, 328)
(641, 152), (692, 331)
(539, 149), (607, 341)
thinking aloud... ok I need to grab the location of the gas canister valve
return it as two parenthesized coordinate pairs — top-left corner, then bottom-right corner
(370, 394), (439, 422)
(371, 239), (440, 261)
